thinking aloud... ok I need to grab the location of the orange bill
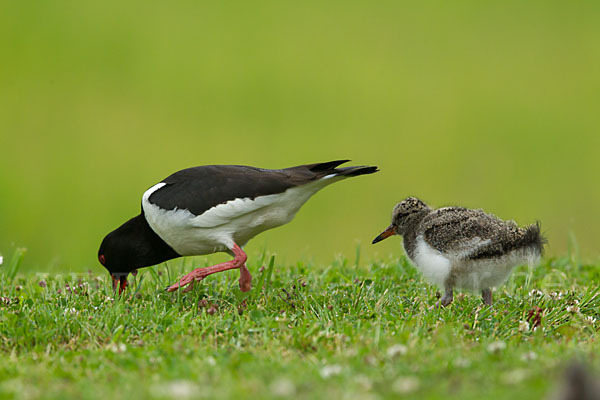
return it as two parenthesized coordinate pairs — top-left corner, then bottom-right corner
(111, 274), (129, 295)
(372, 224), (397, 244)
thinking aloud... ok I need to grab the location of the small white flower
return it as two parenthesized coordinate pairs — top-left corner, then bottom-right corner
(487, 341), (507, 353)
(345, 348), (358, 357)
(355, 374), (373, 391)
(518, 320), (530, 332)
(454, 357), (471, 368)
(386, 344), (408, 358)
(107, 343), (127, 353)
(529, 289), (543, 297)
(320, 364), (342, 378)
(269, 378), (296, 397)
(502, 369), (528, 384)
(149, 356), (163, 365)
(206, 356), (216, 366)
(566, 305), (580, 313)
(520, 351), (538, 362)
(585, 316), (597, 324)
(391, 377), (419, 394)
(63, 307), (78, 316)
(0, 255), (3, 265)
(153, 381), (197, 399)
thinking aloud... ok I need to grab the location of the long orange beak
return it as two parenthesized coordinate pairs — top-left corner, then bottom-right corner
(111, 274), (129, 295)
(372, 225), (397, 244)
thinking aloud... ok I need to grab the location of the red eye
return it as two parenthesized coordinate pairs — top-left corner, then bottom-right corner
(99, 254), (106, 265)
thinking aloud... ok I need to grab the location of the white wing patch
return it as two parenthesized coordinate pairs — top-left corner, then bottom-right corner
(191, 194), (280, 228)
(141, 182), (279, 228)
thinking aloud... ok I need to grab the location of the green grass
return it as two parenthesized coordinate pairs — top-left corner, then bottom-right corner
(1, 253), (598, 399)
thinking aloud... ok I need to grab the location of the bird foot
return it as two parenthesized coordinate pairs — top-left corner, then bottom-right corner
(432, 292), (454, 309)
(166, 265), (219, 292)
(166, 243), (249, 293)
(166, 260), (252, 293)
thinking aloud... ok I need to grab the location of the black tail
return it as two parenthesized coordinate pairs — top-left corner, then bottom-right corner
(307, 160), (379, 177)
(523, 221), (547, 255)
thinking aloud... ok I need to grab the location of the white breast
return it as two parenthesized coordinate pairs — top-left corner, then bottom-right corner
(410, 236), (451, 288)
(141, 177), (341, 256)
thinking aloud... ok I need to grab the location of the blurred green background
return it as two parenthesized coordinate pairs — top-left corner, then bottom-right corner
(1, 1), (599, 273)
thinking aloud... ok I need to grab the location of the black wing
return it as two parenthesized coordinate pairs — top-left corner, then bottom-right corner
(146, 161), (377, 216)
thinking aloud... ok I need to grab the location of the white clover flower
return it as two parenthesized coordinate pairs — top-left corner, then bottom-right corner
(355, 374), (373, 391)
(585, 316), (597, 324)
(153, 381), (197, 399)
(518, 320), (530, 332)
(320, 364), (342, 378)
(107, 343), (127, 353)
(529, 289), (543, 297)
(206, 356), (216, 366)
(269, 378), (296, 397)
(502, 369), (528, 384)
(487, 341), (507, 353)
(386, 344), (408, 358)
(520, 351), (538, 362)
(391, 377), (419, 394)
(454, 357), (471, 368)
(566, 305), (580, 313)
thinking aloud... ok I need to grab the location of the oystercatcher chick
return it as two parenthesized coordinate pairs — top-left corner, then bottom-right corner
(98, 160), (378, 294)
(372, 197), (545, 307)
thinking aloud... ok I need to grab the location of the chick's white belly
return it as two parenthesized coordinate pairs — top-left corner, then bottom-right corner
(410, 236), (451, 288)
(453, 248), (538, 291)
(409, 236), (539, 291)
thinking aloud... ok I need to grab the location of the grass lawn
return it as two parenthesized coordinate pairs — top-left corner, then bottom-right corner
(0, 252), (598, 399)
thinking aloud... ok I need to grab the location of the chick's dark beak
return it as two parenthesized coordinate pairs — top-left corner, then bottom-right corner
(111, 274), (129, 295)
(372, 225), (397, 244)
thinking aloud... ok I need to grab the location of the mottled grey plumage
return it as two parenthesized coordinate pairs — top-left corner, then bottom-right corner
(373, 197), (546, 307)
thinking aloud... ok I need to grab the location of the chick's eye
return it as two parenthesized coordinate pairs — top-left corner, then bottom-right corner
(99, 254), (106, 265)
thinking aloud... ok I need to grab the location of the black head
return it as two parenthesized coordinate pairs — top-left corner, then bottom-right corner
(372, 197), (431, 244)
(98, 214), (179, 293)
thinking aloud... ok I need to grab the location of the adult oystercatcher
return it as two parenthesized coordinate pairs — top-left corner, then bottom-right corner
(99, 160), (378, 294)
(372, 197), (545, 306)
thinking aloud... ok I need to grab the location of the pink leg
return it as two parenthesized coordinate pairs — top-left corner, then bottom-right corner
(166, 244), (251, 292)
(239, 264), (252, 292)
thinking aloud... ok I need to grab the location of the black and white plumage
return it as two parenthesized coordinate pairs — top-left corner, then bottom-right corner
(372, 197), (546, 307)
(98, 160), (378, 293)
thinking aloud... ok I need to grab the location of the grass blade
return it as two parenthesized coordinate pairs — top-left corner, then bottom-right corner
(3, 247), (27, 281)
